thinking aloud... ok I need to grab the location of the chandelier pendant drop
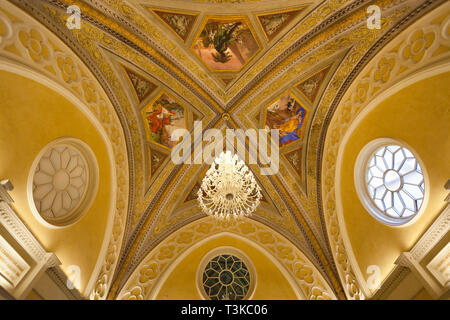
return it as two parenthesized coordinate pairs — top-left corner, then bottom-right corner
(197, 151), (262, 220)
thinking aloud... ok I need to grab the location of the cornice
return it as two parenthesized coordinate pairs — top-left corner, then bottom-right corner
(410, 205), (450, 262)
(46, 267), (85, 300)
(371, 265), (410, 300)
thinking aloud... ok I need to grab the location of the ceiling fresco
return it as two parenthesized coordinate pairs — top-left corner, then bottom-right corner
(295, 64), (332, 104)
(191, 16), (261, 72)
(150, 8), (199, 42)
(141, 91), (188, 150)
(256, 7), (307, 41)
(123, 66), (158, 103)
(263, 91), (309, 148)
(3, 0), (447, 301)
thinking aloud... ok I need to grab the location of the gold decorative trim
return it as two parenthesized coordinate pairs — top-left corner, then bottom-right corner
(321, 4), (450, 299)
(0, 2), (130, 300)
(117, 217), (336, 300)
(254, 6), (307, 42)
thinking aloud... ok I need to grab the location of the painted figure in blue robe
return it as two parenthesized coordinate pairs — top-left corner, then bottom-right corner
(279, 107), (307, 146)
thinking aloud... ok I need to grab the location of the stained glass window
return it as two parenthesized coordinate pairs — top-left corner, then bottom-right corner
(366, 145), (425, 223)
(202, 254), (251, 300)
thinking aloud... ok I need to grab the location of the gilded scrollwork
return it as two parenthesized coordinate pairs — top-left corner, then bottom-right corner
(117, 217), (336, 300)
(321, 5), (450, 299)
(43, 3), (217, 229)
(0, 2), (130, 300)
(3, 0), (447, 301)
(233, 0), (401, 234)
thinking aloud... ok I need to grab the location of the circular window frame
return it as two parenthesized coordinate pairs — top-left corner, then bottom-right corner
(27, 137), (99, 228)
(196, 247), (257, 300)
(354, 138), (429, 227)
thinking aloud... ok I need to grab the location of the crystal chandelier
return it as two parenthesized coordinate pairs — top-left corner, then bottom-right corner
(197, 151), (262, 219)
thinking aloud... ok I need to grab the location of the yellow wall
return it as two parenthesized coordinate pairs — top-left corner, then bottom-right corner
(156, 235), (299, 300)
(0, 70), (112, 293)
(412, 288), (433, 300)
(25, 290), (43, 300)
(339, 72), (450, 286)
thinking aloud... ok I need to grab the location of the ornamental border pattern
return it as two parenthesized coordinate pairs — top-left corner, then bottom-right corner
(105, 0), (418, 296)
(117, 217), (337, 300)
(84, 0), (366, 105)
(106, 127), (335, 295)
(40, 1), (219, 227)
(29, 2), (221, 299)
(319, 2), (449, 299)
(108, 155), (336, 298)
(232, 0), (414, 273)
(4, 0), (446, 300)
(0, 1), (130, 300)
(54, 0), (225, 109)
(14, 0), (218, 240)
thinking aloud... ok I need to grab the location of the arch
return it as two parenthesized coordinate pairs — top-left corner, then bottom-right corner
(117, 217), (336, 300)
(336, 65), (450, 298)
(152, 234), (302, 300)
(0, 2), (130, 299)
(321, 3), (450, 299)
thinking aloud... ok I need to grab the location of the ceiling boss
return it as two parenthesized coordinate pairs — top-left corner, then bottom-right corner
(198, 151), (262, 219)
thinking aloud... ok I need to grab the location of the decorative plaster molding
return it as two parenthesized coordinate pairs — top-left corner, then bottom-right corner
(28, 138), (99, 228)
(45, 267), (84, 300)
(371, 265), (410, 300)
(394, 205), (449, 298)
(372, 206), (449, 300)
(409, 206), (449, 262)
(0, 180), (60, 299)
(321, 2), (450, 299)
(0, 1), (129, 300)
(0, 180), (14, 203)
(426, 243), (450, 288)
(0, 234), (30, 288)
(5, 0), (447, 301)
(117, 217), (336, 300)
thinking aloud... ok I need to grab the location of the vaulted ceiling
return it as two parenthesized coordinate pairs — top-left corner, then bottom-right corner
(3, 0), (447, 300)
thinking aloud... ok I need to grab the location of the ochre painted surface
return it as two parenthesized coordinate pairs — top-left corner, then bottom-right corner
(156, 235), (298, 300)
(0, 70), (112, 293)
(339, 72), (450, 285)
(412, 288), (433, 300)
(25, 290), (43, 300)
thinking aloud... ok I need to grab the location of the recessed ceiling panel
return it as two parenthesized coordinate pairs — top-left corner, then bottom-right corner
(191, 16), (261, 72)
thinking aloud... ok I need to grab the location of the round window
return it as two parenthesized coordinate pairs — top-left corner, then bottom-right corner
(28, 138), (98, 227)
(355, 139), (426, 226)
(197, 248), (255, 300)
(202, 254), (250, 300)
